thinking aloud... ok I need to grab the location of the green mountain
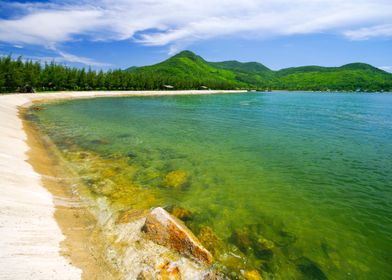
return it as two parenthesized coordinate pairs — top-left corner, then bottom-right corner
(1, 51), (391, 93)
(127, 51), (246, 89)
(275, 63), (392, 91)
(209, 60), (272, 74)
(208, 60), (274, 87)
(127, 51), (392, 91)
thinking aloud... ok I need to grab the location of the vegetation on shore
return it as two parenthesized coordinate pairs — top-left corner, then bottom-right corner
(1, 51), (391, 93)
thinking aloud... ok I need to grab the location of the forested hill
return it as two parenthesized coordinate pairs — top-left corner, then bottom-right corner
(1, 51), (391, 93)
(126, 51), (244, 89)
(128, 51), (392, 91)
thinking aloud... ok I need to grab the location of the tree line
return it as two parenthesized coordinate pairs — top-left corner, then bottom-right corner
(0, 56), (239, 93)
(1, 55), (391, 93)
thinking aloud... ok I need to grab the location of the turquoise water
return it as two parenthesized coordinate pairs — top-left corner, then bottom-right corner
(28, 92), (392, 279)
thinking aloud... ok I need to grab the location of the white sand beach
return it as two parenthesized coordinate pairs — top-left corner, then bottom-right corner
(0, 90), (243, 279)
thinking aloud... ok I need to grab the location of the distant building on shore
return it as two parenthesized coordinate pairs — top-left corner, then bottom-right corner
(162, 85), (175, 90)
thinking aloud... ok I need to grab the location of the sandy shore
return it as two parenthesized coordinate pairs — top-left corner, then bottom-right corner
(0, 90), (243, 279)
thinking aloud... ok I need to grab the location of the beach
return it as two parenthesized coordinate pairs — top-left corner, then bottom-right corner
(0, 90), (242, 279)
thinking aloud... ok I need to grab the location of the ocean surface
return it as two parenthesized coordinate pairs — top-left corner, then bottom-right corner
(28, 92), (392, 279)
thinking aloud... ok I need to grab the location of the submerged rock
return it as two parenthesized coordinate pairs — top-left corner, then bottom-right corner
(274, 230), (296, 247)
(230, 229), (252, 253)
(92, 178), (116, 195)
(142, 207), (213, 265)
(230, 226), (275, 262)
(197, 226), (224, 256)
(295, 257), (327, 280)
(254, 247), (273, 261)
(253, 235), (274, 261)
(137, 262), (182, 280)
(116, 209), (148, 224)
(171, 207), (193, 221)
(78, 151), (90, 159)
(243, 270), (263, 280)
(202, 269), (227, 280)
(32, 105), (46, 111)
(164, 170), (189, 188)
(256, 236), (274, 251)
(126, 151), (137, 158)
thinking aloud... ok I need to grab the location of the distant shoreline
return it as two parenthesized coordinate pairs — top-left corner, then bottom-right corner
(0, 90), (243, 279)
(2, 89), (391, 97)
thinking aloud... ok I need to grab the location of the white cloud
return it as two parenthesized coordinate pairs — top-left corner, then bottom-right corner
(0, 0), (391, 52)
(344, 24), (392, 40)
(379, 66), (392, 72)
(0, 50), (111, 67)
(0, 9), (103, 46)
(56, 51), (112, 67)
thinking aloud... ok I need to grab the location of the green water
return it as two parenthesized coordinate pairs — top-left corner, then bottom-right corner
(28, 92), (392, 279)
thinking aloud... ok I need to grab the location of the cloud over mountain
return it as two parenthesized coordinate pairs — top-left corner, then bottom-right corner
(1, 0), (391, 49)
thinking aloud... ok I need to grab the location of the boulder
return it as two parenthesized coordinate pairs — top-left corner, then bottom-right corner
(142, 207), (213, 265)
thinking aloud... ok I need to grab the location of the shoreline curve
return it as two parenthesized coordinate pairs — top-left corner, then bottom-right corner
(0, 90), (243, 279)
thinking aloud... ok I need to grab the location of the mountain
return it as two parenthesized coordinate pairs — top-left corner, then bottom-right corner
(126, 51), (392, 91)
(3, 52), (390, 93)
(275, 63), (392, 91)
(127, 51), (246, 89)
(208, 60), (274, 87)
(209, 60), (271, 74)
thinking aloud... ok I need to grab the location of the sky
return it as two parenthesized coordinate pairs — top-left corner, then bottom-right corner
(0, 0), (391, 71)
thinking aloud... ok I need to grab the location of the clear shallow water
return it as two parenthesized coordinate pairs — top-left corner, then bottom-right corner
(28, 92), (392, 279)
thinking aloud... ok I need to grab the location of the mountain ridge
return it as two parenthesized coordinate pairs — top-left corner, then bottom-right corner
(125, 50), (392, 91)
(127, 51), (388, 74)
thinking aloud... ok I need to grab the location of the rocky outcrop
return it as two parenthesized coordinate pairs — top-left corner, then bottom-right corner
(142, 207), (213, 265)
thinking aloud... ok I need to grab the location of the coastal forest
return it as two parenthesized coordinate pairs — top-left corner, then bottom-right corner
(1, 51), (391, 93)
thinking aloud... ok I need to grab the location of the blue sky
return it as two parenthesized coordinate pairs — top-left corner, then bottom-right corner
(1, 0), (391, 71)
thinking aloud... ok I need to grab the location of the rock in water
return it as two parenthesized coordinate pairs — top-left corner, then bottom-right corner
(142, 207), (213, 265)
(197, 226), (224, 256)
(295, 257), (327, 280)
(171, 207), (193, 221)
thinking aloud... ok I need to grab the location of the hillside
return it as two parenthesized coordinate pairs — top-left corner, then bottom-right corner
(127, 51), (392, 91)
(274, 63), (392, 91)
(127, 51), (246, 89)
(1, 52), (391, 93)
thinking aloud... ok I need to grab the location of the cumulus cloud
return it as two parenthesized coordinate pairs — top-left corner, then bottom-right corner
(0, 0), (391, 53)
